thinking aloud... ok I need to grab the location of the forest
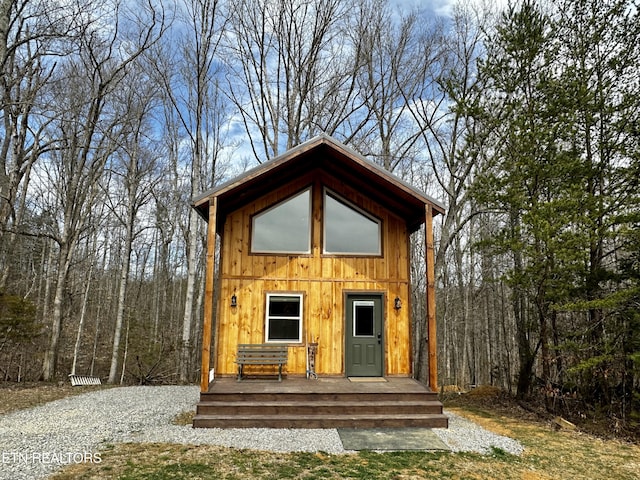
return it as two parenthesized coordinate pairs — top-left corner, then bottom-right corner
(0, 0), (638, 434)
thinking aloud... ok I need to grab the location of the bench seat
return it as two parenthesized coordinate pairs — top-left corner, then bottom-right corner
(235, 343), (288, 381)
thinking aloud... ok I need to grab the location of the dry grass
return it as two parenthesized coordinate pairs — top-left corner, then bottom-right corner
(447, 407), (640, 480)
(172, 409), (195, 426)
(0, 382), (107, 415)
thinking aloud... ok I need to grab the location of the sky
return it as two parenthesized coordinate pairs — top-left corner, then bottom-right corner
(392, 0), (510, 19)
(391, 0), (458, 17)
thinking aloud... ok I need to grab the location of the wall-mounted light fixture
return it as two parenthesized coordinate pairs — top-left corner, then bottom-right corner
(231, 294), (237, 307)
(394, 297), (402, 310)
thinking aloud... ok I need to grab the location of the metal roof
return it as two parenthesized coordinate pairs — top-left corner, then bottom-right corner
(192, 134), (445, 233)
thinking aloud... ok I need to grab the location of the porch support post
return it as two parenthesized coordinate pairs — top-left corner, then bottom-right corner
(201, 196), (217, 393)
(425, 204), (438, 390)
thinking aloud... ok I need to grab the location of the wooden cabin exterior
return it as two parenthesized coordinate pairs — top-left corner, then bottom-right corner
(191, 135), (447, 428)
(192, 134), (445, 395)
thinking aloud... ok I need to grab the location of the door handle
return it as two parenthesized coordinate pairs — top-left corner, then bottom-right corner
(377, 332), (381, 344)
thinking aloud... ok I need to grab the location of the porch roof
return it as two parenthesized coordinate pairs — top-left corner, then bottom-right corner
(192, 134), (445, 233)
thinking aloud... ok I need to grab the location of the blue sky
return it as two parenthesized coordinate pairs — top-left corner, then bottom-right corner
(395, 0), (454, 15)
(390, 0), (460, 17)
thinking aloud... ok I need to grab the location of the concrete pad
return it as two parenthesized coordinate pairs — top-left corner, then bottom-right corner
(338, 427), (450, 451)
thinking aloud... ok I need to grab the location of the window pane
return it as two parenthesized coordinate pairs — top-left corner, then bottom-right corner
(324, 193), (380, 254)
(252, 189), (310, 253)
(354, 304), (374, 337)
(268, 296), (300, 317)
(268, 318), (300, 341)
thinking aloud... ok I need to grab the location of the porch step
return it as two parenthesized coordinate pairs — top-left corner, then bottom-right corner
(199, 391), (438, 403)
(195, 400), (445, 416)
(193, 413), (449, 429)
(192, 377), (447, 429)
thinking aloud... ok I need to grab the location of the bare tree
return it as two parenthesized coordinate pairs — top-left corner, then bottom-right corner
(105, 70), (162, 384)
(351, 0), (442, 173)
(0, 0), (77, 289)
(152, 0), (228, 382)
(224, 0), (352, 161)
(38, 0), (165, 381)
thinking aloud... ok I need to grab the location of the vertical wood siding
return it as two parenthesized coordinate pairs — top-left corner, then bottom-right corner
(213, 171), (412, 377)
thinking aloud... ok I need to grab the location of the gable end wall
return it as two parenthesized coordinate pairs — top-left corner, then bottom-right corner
(213, 170), (413, 377)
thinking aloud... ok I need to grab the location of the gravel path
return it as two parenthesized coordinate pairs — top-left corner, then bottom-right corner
(0, 385), (523, 480)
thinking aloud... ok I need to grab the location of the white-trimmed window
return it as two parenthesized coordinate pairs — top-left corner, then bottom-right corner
(323, 189), (382, 255)
(251, 188), (311, 254)
(265, 293), (303, 343)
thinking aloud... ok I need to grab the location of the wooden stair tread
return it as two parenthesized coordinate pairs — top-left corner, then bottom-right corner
(193, 413), (449, 429)
(197, 400), (443, 407)
(199, 393), (437, 398)
(194, 413), (447, 420)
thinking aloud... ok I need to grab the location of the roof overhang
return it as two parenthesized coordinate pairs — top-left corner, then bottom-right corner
(192, 134), (445, 233)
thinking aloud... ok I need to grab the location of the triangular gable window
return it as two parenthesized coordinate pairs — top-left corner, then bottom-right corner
(251, 188), (311, 254)
(323, 190), (381, 255)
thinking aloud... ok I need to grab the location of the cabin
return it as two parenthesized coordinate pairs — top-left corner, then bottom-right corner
(191, 134), (447, 428)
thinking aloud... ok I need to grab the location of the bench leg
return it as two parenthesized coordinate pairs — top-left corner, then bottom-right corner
(278, 364), (282, 382)
(237, 364), (243, 381)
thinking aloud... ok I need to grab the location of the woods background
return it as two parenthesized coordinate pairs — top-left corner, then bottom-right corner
(1, 0), (638, 433)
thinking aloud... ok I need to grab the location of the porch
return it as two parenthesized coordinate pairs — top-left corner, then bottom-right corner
(192, 376), (448, 429)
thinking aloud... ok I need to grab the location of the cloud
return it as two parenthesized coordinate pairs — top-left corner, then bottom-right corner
(390, 0), (456, 18)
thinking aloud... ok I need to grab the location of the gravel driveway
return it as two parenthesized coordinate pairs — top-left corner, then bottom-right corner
(0, 385), (523, 480)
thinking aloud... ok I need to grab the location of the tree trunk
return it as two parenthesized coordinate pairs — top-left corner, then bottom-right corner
(179, 208), (199, 382)
(71, 262), (94, 376)
(42, 242), (72, 381)
(108, 223), (134, 383)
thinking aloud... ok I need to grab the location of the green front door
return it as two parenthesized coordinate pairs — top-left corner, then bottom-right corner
(345, 294), (383, 377)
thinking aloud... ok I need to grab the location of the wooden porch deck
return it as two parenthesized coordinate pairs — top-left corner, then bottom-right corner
(193, 376), (448, 429)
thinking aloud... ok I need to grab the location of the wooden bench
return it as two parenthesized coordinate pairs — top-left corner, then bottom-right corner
(68, 374), (101, 386)
(235, 343), (288, 381)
